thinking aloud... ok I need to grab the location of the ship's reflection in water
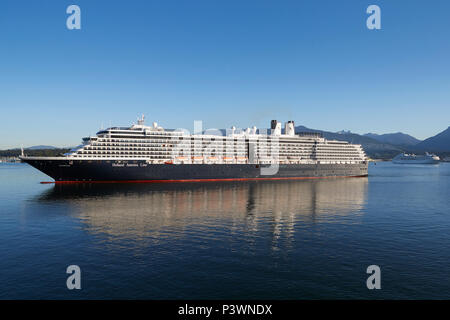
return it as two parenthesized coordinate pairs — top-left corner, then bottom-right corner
(38, 178), (368, 250)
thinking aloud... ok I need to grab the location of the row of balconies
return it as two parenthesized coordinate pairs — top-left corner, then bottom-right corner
(89, 141), (361, 152)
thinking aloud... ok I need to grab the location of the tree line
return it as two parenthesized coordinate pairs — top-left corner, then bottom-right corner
(0, 149), (71, 157)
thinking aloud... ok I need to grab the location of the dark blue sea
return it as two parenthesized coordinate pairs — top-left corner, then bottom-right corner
(0, 162), (449, 299)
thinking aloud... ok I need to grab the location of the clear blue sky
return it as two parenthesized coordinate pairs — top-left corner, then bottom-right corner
(1, 0), (449, 148)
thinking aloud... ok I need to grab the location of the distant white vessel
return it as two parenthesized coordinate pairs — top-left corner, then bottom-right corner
(392, 152), (440, 164)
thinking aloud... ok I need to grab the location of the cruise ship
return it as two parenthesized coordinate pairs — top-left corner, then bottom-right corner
(21, 117), (369, 182)
(392, 152), (440, 164)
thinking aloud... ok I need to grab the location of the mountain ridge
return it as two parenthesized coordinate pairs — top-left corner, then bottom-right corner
(363, 132), (421, 147)
(413, 126), (450, 152)
(25, 145), (57, 150)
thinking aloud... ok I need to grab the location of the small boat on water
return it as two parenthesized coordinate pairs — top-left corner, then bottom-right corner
(392, 152), (440, 164)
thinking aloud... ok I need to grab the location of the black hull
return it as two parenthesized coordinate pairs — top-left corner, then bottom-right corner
(22, 159), (369, 182)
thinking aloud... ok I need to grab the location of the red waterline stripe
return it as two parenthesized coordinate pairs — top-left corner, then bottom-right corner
(41, 175), (368, 184)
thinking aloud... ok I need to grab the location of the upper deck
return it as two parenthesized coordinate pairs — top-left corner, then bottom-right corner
(54, 117), (367, 164)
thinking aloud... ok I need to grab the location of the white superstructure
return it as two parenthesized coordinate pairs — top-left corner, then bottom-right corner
(64, 117), (367, 165)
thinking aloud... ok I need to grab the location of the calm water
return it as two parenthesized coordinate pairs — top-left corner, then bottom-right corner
(0, 162), (449, 299)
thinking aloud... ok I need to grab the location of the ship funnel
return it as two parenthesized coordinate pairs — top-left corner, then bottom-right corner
(285, 121), (295, 136)
(271, 120), (281, 136)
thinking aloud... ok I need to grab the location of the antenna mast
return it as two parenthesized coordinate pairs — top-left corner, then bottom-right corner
(137, 114), (145, 125)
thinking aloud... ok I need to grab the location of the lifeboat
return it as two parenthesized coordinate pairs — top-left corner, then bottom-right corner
(164, 160), (173, 165)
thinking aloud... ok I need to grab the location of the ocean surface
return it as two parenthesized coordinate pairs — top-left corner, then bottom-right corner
(0, 162), (449, 299)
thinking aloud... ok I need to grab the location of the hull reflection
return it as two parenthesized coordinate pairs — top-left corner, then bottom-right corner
(37, 178), (368, 242)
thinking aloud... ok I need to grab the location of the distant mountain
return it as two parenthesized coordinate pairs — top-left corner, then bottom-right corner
(26, 145), (57, 150)
(336, 130), (352, 135)
(414, 127), (450, 152)
(363, 132), (421, 147)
